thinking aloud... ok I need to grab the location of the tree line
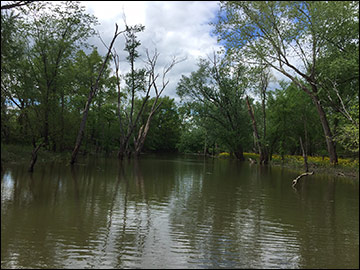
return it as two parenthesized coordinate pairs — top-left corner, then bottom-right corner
(1, 1), (358, 170)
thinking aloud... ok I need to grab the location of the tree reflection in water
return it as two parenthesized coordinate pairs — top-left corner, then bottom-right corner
(1, 156), (359, 269)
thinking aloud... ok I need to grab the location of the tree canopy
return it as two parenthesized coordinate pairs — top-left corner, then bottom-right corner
(1, 1), (358, 169)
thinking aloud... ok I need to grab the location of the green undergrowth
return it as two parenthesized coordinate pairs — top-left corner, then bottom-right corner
(218, 151), (359, 178)
(1, 143), (71, 164)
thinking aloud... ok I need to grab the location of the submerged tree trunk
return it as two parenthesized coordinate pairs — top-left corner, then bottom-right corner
(28, 142), (43, 172)
(70, 94), (93, 165)
(234, 145), (245, 161)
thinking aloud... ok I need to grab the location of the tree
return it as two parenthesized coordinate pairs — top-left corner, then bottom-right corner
(335, 104), (359, 154)
(70, 24), (124, 165)
(115, 24), (182, 159)
(133, 50), (181, 157)
(69, 49), (117, 154)
(266, 81), (324, 159)
(176, 103), (208, 154)
(177, 53), (252, 160)
(141, 96), (181, 153)
(116, 24), (148, 160)
(1, 10), (32, 144)
(213, 1), (359, 164)
(21, 1), (98, 150)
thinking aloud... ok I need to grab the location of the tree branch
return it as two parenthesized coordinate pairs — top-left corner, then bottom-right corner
(292, 171), (314, 187)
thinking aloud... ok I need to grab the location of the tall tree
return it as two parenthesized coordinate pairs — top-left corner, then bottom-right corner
(116, 24), (148, 160)
(133, 49), (180, 157)
(70, 24), (124, 165)
(177, 53), (252, 160)
(266, 81), (324, 158)
(21, 1), (98, 150)
(214, 1), (359, 164)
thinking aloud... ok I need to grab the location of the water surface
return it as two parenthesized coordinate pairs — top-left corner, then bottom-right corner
(1, 155), (359, 268)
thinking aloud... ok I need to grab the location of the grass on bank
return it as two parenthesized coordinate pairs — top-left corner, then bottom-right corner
(257, 153), (358, 177)
(2, 144), (358, 177)
(218, 151), (359, 178)
(1, 143), (71, 164)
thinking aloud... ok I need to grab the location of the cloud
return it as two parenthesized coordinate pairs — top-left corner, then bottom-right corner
(81, 1), (222, 102)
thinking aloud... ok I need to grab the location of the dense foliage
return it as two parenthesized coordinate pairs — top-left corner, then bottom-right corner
(1, 1), (358, 168)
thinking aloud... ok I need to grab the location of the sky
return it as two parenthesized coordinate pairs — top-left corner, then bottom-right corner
(81, 1), (223, 101)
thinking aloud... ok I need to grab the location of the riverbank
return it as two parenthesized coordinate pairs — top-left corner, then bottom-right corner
(214, 151), (359, 179)
(243, 152), (359, 179)
(1, 144), (358, 179)
(1, 144), (71, 165)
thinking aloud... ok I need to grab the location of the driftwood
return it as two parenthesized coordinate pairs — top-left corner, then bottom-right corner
(292, 171), (314, 187)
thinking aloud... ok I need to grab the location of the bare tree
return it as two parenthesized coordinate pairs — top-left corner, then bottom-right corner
(70, 24), (125, 165)
(133, 50), (182, 157)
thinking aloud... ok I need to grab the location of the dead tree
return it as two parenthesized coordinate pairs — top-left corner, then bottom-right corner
(70, 24), (125, 165)
(133, 50), (181, 157)
(114, 24), (155, 160)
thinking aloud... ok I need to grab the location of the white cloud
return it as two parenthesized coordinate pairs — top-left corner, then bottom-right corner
(81, 1), (222, 102)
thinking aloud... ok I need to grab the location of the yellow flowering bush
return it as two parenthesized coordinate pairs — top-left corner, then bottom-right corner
(218, 152), (230, 158)
(215, 151), (358, 170)
(269, 153), (359, 169)
(244, 152), (259, 160)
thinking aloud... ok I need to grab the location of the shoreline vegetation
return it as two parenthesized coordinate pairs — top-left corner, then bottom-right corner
(2, 2), (358, 177)
(2, 144), (358, 180)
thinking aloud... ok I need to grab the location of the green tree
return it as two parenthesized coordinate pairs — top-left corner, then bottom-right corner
(335, 104), (359, 155)
(266, 82), (324, 159)
(141, 96), (181, 152)
(69, 49), (117, 155)
(177, 53), (252, 160)
(21, 1), (98, 150)
(1, 9), (35, 144)
(214, 1), (359, 164)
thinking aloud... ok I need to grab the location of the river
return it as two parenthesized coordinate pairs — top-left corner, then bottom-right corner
(1, 154), (359, 268)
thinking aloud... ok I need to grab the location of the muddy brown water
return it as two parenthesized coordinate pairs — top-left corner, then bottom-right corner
(1, 155), (358, 268)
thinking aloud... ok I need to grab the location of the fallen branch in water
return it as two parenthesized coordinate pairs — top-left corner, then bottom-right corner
(292, 171), (314, 187)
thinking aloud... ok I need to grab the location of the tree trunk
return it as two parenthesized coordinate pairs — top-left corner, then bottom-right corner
(311, 94), (338, 165)
(134, 111), (155, 157)
(70, 94), (93, 165)
(246, 96), (268, 164)
(70, 24), (123, 165)
(299, 136), (309, 172)
(234, 145), (245, 161)
(28, 142), (43, 172)
(60, 90), (65, 152)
